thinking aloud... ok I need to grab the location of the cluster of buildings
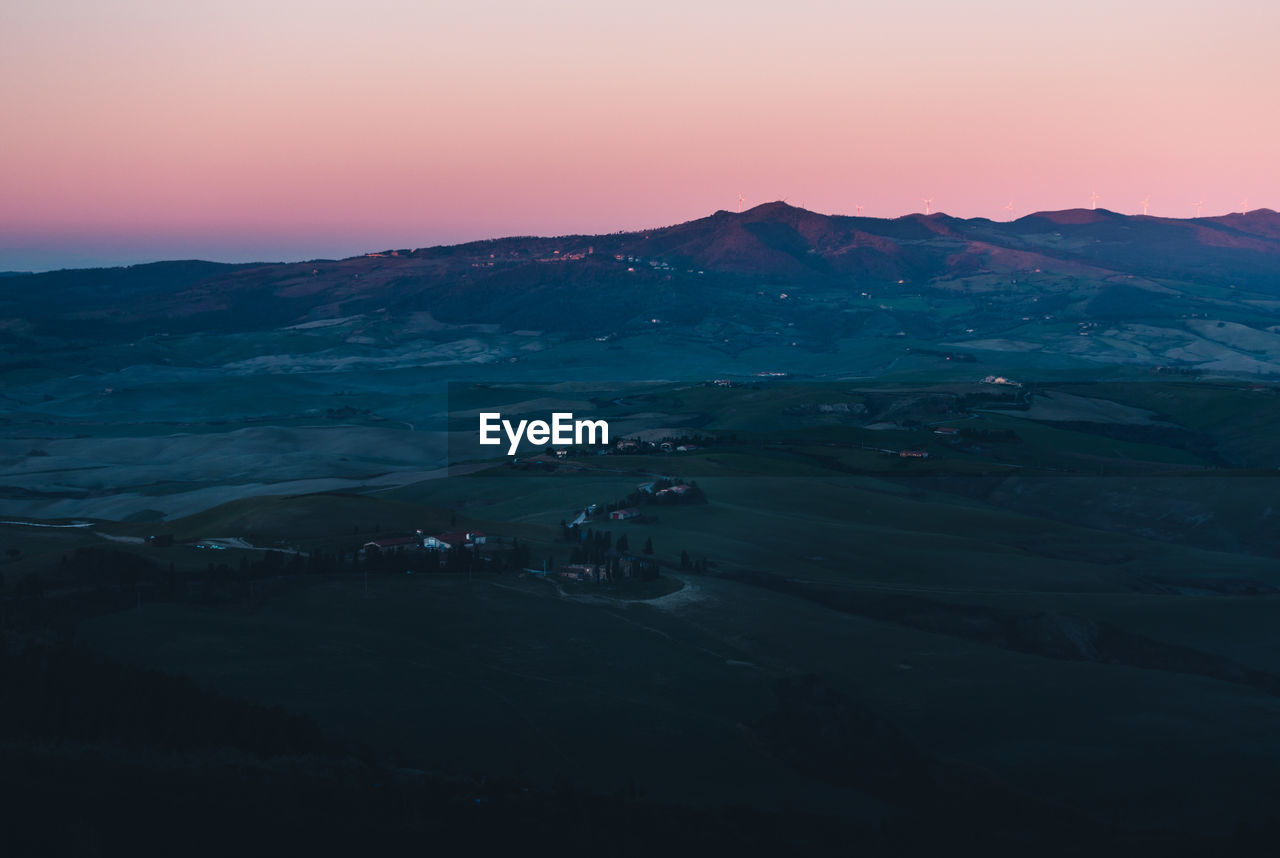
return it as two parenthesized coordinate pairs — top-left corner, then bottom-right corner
(636, 482), (693, 498)
(551, 553), (651, 584)
(537, 247), (593, 263)
(360, 529), (488, 556)
(615, 438), (699, 454)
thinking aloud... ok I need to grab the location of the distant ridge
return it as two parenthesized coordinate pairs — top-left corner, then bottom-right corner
(3, 203), (1280, 341)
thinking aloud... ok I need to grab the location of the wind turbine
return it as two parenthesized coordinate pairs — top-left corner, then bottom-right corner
(1089, 189), (1100, 210)
(737, 192), (745, 213)
(1192, 200), (1204, 217)
(1139, 195), (1151, 216)
(1242, 197), (1250, 215)
(921, 197), (934, 215)
(1004, 200), (1015, 221)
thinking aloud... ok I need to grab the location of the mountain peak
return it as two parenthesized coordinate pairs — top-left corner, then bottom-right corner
(737, 200), (814, 219)
(1021, 208), (1123, 225)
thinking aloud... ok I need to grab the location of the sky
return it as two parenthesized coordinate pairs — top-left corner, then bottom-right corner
(2, 0), (1278, 270)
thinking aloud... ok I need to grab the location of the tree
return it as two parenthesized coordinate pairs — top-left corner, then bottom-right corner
(508, 538), (531, 571)
(643, 538), (653, 555)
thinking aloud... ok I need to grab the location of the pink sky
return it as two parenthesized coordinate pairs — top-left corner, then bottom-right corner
(3, 0), (1278, 269)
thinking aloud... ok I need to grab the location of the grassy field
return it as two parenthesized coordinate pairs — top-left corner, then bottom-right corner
(77, 571), (1280, 833)
(78, 573), (883, 818)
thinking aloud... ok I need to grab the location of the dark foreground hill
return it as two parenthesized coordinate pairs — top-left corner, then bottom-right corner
(7, 635), (1230, 858)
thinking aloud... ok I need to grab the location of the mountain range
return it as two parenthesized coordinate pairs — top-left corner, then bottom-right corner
(5, 203), (1280, 380)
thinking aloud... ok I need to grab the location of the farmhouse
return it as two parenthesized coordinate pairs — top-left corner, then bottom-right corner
(899, 450), (930, 459)
(609, 507), (641, 521)
(558, 563), (611, 583)
(362, 536), (421, 554)
(933, 427), (959, 436)
(432, 530), (487, 549)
